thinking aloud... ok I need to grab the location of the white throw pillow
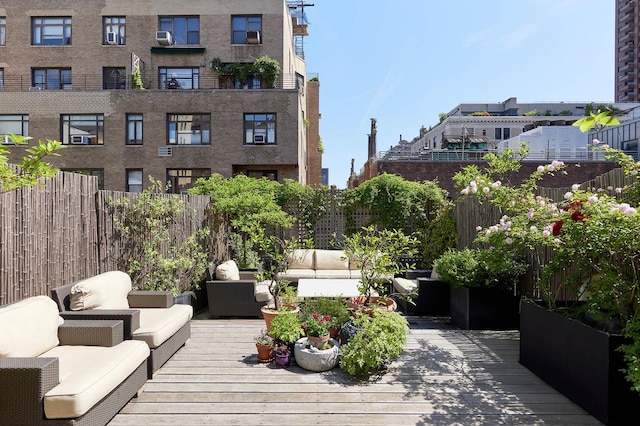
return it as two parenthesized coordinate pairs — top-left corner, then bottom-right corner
(70, 271), (131, 310)
(215, 260), (240, 281)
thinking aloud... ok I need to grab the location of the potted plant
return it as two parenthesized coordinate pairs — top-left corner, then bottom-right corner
(268, 311), (304, 358)
(273, 344), (291, 368)
(254, 329), (274, 363)
(294, 337), (340, 372)
(433, 247), (528, 330)
(304, 313), (331, 349)
(341, 225), (418, 312)
(339, 310), (409, 376)
(300, 297), (350, 340)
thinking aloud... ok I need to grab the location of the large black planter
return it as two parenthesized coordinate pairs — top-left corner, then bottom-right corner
(519, 299), (640, 425)
(449, 286), (520, 330)
(416, 278), (450, 315)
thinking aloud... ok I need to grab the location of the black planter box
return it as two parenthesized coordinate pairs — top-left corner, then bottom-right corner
(449, 286), (519, 330)
(415, 278), (450, 315)
(520, 299), (640, 425)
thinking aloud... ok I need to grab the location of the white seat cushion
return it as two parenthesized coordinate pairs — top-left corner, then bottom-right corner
(279, 269), (316, 280)
(0, 296), (61, 357)
(315, 270), (352, 279)
(132, 304), (193, 348)
(41, 340), (149, 419)
(349, 270), (362, 280)
(393, 277), (417, 295)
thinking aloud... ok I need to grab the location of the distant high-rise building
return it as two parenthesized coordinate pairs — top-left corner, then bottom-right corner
(616, 0), (640, 102)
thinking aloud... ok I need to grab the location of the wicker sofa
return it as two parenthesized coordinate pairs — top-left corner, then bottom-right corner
(278, 249), (362, 283)
(0, 295), (149, 426)
(50, 271), (193, 378)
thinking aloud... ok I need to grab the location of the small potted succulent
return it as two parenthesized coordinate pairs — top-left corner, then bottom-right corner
(254, 329), (274, 363)
(273, 344), (291, 368)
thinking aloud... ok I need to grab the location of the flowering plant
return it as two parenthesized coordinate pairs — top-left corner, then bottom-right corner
(305, 313), (331, 337)
(454, 132), (640, 391)
(273, 344), (290, 357)
(254, 329), (273, 346)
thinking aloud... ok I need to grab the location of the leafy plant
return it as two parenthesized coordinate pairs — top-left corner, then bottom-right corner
(210, 55), (281, 88)
(109, 177), (210, 295)
(0, 133), (64, 193)
(276, 179), (329, 243)
(131, 68), (144, 90)
(300, 297), (350, 330)
(339, 311), (409, 376)
(269, 311), (303, 345)
(254, 329), (274, 346)
(305, 313), (330, 337)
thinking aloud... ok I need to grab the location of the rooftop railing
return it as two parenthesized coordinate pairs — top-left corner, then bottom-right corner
(376, 148), (611, 162)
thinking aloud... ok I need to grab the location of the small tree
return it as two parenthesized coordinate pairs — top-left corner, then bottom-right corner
(0, 133), (64, 192)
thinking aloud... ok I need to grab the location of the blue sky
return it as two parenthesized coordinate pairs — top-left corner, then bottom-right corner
(303, 0), (615, 188)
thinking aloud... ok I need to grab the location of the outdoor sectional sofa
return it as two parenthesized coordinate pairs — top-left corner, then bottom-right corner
(278, 249), (362, 283)
(0, 295), (149, 426)
(50, 271), (193, 378)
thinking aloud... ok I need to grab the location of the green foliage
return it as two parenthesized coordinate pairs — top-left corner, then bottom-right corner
(418, 203), (458, 267)
(210, 55), (281, 88)
(318, 138), (325, 154)
(0, 133), (64, 192)
(433, 248), (528, 289)
(339, 311), (409, 376)
(469, 111), (491, 116)
(524, 109), (540, 116)
(438, 113), (448, 123)
(559, 109), (572, 116)
(269, 311), (303, 344)
(300, 297), (350, 330)
(255, 235), (305, 310)
(573, 111), (620, 133)
(109, 177), (210, 295)
(341, 225), (418, 298)
(131, 69), (144, 90)
(276, 179), (329, 242)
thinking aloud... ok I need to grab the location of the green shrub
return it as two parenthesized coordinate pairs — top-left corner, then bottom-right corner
(269, 312), (303, 345)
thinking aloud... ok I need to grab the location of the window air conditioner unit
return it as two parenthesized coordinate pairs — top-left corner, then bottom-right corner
(106, 32), (117, 45)
(155, 31), (173, 46)
(253, 134), (265, 143)
(246, 30), (261, 44)
(71, 135), (93, 145)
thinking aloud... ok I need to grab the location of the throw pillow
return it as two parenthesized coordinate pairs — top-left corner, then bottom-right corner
(215, 260), (240, 280)
(70, 270), (131, 310)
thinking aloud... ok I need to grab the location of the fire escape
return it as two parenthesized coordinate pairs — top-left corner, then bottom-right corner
(287, 1), (313, 59)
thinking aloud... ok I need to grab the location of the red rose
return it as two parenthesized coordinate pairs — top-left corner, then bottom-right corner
(571, 210), (585, 221)
(552, 220), (564, 236)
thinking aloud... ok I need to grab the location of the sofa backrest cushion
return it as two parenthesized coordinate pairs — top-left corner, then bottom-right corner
(0, 296), (62, 357)
(314, 249), (349, 270)
(287, 249), (314, 269)
(215, 260), (240, 281)
(70, 271), (131, 310)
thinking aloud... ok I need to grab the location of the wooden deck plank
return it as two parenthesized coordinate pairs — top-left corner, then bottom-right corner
(108, 316), (603, 425)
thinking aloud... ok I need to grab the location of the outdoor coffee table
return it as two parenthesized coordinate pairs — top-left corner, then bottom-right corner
(296, 278), (362, 298)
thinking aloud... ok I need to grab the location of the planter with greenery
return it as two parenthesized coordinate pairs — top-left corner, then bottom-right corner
(254, 329), (274, 363)
(273, 344), (291, 368)
(339, 311), (409, 376)
(268, 311), (304, 354)
(300, 297), (350, 340)
(210, 55), (281, 89)
(294, 338), (340, 372)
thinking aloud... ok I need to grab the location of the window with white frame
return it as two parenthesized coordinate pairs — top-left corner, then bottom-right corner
(167, 114), (210, 145)
(61, 114), (104, 145)
(159, 68), (199, 90)
(159, 16), (199, 45)
(0, 17), (6, 46)
(103, 16), (125, 45)
(127, 114), (143, 145)
(232, 16), (262, 44)
(244, 113), (276, 144)
(32, 17), (71, 45)
(32, 68), (71, 90)
(166, 169), (211, 194)
(126, 169), (143, 193)
(0, 115), (29, 144)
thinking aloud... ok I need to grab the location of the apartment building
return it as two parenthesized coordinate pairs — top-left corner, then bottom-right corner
(616, 0), (640, 102)
(0, 0), (320, 192)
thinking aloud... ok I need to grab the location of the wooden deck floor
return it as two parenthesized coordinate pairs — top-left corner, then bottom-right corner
(109, 315), (602, 426)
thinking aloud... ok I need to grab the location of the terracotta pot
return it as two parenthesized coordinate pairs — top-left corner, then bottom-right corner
(307, 334), (330, 349)
(327, 327), (340, 340)
(274, 353), (290, 368)
(256, 344), (273, 363)
(347, 296), (397, 315)
(261, 305), (300, 332)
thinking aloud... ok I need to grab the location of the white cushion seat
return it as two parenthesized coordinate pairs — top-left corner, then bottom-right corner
(393, 277), (417, 295)
(133, 304), (193, 348)
(315, 270), (352, 279)
(41, 340), (149, 419)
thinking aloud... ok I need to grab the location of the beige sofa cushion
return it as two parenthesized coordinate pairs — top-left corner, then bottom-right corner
(287, 249), (315, 269)
(349, 270), (363, 280)
(69, 271), (131, 310)
(255, 281), (272, 303)
(132, 304), (193, 348)
(279, 269), (316, 282)
(215, 260), (240, 281)
(393, 277), (417, 295)
(41, 340), (149, 419)
(314, 249), (349, 270)
(315, 270), (352, 279)
(0, 296), (61, 358)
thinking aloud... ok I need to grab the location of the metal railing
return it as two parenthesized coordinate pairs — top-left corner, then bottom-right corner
(376, 148), (612, 162)
(0, 73), (301, 92)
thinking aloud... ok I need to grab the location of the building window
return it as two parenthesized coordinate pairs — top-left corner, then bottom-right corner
(103, 67), (126, 89)
(0, 115), (29, 144)
(167, 169), (211, 194)
(0, 68), (3, 90)
(218, 69), (262, 89)
(64, 169), (104, 190)
(244, 113), (276, 144)
(127, 114), (143, 145)
(168, 114), (210, 145)
(232, 16), (262, 44)
(32, 68), (71, 90)
(482, 129), (487, 136)
(61, 114), (104, 145)
(503, 128), (511, 139)
(494, 128), (502, 140)
(159, 16), (199, 45)
(159, 68), (199, 90)
(246, 170), (277, 180)
(32, 17), (71, 45)
(103, 16), (125, 45)
(126, 169), (143, 193)
(0, 17), (6, 46)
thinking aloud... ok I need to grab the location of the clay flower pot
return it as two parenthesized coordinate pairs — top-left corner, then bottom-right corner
(307, 334), (330, 349)
(256, 344), (273, 363)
